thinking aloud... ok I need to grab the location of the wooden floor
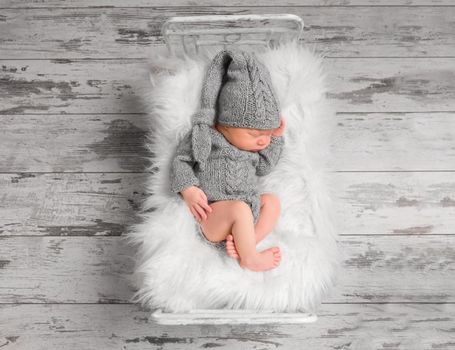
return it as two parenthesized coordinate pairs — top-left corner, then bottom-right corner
(1, 1), (454, 349)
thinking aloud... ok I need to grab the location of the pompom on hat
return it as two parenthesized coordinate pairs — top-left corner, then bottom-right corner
(191, 48), (281, 171)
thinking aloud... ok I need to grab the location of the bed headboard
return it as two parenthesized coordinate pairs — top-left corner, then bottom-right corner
(161, 14), (304, 56)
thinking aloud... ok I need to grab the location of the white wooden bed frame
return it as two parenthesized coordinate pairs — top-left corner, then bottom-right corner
(151, 13), (316, 325)
(161, 13), (304, 55)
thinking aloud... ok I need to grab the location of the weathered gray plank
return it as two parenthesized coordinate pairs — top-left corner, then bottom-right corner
(0, 303), (454, 349)
(1, 0), (454, 7)
(334, 112), (455, 172)
(324, 58), (455, 112)
(336, 171), (455, 235)
(0, 173), (147, 236)
(1, 112), (454, 172)
(0, 235), (454, 303)
(0, 236), (136, 303)
(1, 58), (454, 114)
(0, 114), (150, 172)
(0, 58), (148, 115)
(0, 172), (454, 236)
(1, 7), (454, 58)
(0, 2), (452, 349)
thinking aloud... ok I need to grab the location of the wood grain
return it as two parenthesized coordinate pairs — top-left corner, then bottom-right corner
(0, 303), (454, 349)
(1, 7), (454, 58)
(0, 114), (150, 172)
(336, 171), (455, 235)
(334, 112), (455, 172)
(0, 112), (454, 172)
(0, 235), (454, 303)
(1, 0), (454, 7)
(1, 58), (454, 115)
(1, 2), (454, 345)
(0, 172), (453, 236)
(0, 173), (147, 236)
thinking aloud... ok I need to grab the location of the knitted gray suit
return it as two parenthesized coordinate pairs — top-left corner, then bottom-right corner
(169, 48), (284, 224)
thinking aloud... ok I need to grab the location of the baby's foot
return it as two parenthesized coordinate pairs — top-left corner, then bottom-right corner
(226, 234), (240, 259)
(239, 247), (281, 272)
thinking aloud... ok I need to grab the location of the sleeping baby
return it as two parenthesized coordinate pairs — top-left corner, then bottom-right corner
(169, 48), (285, 272)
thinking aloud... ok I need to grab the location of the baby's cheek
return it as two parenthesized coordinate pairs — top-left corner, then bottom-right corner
(258, 136), (269, 146)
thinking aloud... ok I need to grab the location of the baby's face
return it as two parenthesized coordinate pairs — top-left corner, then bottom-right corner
(215, 123), (273, 152)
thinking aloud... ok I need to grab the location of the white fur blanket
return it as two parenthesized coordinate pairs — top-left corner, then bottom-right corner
(126, 40), (342, 313)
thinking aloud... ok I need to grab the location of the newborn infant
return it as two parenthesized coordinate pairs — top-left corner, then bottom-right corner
(169, 48), (285, 272)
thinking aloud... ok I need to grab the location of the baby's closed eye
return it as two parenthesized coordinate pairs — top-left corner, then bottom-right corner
(249, 131), (272, 138)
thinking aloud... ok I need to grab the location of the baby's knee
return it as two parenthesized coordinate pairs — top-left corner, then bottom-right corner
(229, 200), (253, 220)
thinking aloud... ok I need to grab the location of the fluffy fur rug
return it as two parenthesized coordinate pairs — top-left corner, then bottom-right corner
(126, 40), (342, 313)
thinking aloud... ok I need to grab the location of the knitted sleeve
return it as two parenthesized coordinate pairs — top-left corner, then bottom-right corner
(169, 129), (200, 194)
(256, 135), (284, 177)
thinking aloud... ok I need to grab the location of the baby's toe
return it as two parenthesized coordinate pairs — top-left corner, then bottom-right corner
(230, 251), (239, 258)
(227, 247), (235, 254)
(227, 250), (239, 259)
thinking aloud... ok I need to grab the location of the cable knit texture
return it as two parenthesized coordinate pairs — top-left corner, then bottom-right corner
(217, 50), (280, 130)
(170, 126), (284, 224)
(188, 48), (281, 173)
(170, 47), (284, 222)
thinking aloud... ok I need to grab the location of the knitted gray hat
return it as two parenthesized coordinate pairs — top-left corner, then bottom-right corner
(191, 48), (280, 171)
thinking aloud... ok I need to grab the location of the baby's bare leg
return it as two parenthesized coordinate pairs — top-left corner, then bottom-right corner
(199, 200), (238, 243)
(255, 193), (281, 243)
(226, 194), (281, 259)
(227, 201), (281, 271)
(201, 200), (281, 271)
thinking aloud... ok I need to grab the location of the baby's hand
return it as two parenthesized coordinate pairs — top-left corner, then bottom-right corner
(180, 186), (212, 222)
(272, 115), (285, 137)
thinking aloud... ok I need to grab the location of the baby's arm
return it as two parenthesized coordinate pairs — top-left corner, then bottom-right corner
(169, 129), (200, 194)
(169, 130), (212, 221)
(256, 135), (284, 176)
